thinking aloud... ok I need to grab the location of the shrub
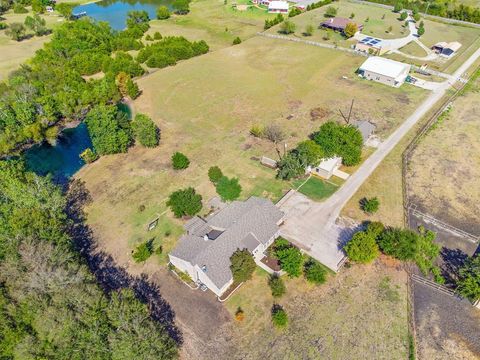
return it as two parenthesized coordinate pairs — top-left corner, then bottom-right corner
(166, 187), (202, 217)
(417, 24), (425, 36)
(215, 176), (242, 202)
(173, 0), (190, 14)
(279, 20), (296, 34)
(5, 22), (25, 41)
(157, 6), (171, 20)
(132, 113), (159, 147)
(344, 22), (358, 38)
(456, 255), (480, 301)
(250, 124), (264, 137)
(80, 148), (98, 164)
(25, 14), (49, 36)
(400, 11), (408, 21)
(230, 249), (256, 283)
(276, 152), (304, 180)
(271, 305), (288, 328)
(132, 239), (154, 262)
(13, 4), (28, 13)
(126, 78), (140, 99)
(303, 258), (327, 284)
(288, 7), (302, 17)
(275, 243), (303, 277)
(393, 1), (403, 12)
(350, 12), (355, 19)
(145, 34), (153, 41)
(235, 307), (245, 322)
(344, 230), (379, 263)
(208, 166), (223, 183)
(171, 152), (190, 169)
(232, 36), (241, 45)
(304, 24), (314, 36)
(268, 274), (286, 298)
(154, 31), (162, 40)
(0, 23), (7, 30)
(361, 197), (380, 214)
(325, 6), (337, 17)
(413, 13), (421, 22)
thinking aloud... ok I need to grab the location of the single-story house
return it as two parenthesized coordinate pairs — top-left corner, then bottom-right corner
(320, 17), (363, 33)
(358, 56), (411, 88)
(432, 41), (462, 58)
(268, 0), (289, 13)
(307, 156), (342, 179)
(169, 197), (284, 297)
(353, 120), (376, 143)
(355, 37), (387, 55)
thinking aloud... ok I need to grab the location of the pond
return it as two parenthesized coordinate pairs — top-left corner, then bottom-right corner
(25, 123), (93, 183)
(74, 0), (174, 31)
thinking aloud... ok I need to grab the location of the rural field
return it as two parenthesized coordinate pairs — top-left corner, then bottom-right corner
(145, 0), (274, 51)
(406, 71), (480, 234)
(203, 259), (410, 359)
(77, 34), (426, 272)
(0, 10), (62, 79)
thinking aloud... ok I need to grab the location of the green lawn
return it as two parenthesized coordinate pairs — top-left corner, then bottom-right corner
(293, 176), (339, 201)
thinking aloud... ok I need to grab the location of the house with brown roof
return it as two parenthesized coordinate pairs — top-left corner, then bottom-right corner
(320, 17), (363, 33)
(169, 197), (284, 296)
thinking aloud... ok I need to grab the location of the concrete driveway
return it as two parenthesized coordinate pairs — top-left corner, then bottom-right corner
(277, 191), (361, 271)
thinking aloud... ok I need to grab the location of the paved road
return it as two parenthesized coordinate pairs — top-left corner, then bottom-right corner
(279, 46), (480, 271)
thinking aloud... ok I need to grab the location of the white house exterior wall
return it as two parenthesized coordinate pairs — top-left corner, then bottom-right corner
(169, 254), (198, 281)
(362, 69), (408, 87)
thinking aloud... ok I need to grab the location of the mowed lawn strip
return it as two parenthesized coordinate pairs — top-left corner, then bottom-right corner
(293, 176), (339, 201)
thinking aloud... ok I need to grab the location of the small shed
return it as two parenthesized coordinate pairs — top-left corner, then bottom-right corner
(432, 41), (462, 58)
(307, 156), (342, 179)
(261, 156), (278, 169)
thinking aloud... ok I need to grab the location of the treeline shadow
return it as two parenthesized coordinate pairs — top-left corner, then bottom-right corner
(65, 179), (183, 345)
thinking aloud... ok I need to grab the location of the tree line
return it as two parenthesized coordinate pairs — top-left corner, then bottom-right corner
(0, 160), (178, 359)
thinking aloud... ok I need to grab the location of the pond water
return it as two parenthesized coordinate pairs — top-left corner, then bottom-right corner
(74, 0), (174, 31)
(25, 123), (93, 183)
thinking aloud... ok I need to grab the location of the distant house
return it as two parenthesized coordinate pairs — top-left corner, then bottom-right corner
(307, 156), (344, 180)
(355, 37), (387, 55)
(268, 0), (289, 13)
(169, 197), (284, 297)
(358, 56), (411, 88)
(353, 120), (376, 144)
(432, 41), (462, 58)
(320, 17), (363, 33)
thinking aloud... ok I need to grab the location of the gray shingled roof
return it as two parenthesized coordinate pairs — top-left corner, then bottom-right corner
(353, 120), (376, 143)
(170, 197), (284, 289)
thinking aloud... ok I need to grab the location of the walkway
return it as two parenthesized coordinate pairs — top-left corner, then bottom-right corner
(278, 46), (480, 270)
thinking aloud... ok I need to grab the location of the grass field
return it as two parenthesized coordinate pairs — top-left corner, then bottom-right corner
(406, 73), (480, 234)
(145, 0), (274, 51)
(0, 10), (62, 79)
(293, 176), (339, 201)
(77, 35), (426, 271)
(398, 40), (428, 57)
(209, 259), (410, 359)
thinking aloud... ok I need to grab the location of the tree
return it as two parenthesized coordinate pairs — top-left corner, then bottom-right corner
(132, 239), (154, 262)
(166, 187), (202, 217)
(126, 10), (150, 29)
(350, 12), (355, 19)
(393, 1), (403, 13)
(55, 3), (75, 19)
(361, 197), (380, 214)
(264, 124), (285, 157)
(279, 20), (296, 34)
(156, 5), (171, 19)
(344, 230), (379, 263)
(172, 0), (191, 14)
(271, 305), (288, 328)
(325, 6), (337, 17)
(304, 24), (314, 36)
(85, 105), (132, 155)
(413, 13), (421, 22)
(400, 11), (408, 21)
(417, 24), (425, 36)
(312, 121), (363, 166)
(344, 22), (358, 38)
(132, 113), (159, 147)
(276, 152), (304, 180)
(230, 249), (256, 283)
(232, 36), (241, 45)
(32, 0), (45, 13)
(116, 71), (131, 97)
(415, 226), (440, 275)
(275, 244), (303, 277)
(171, 152), (190, 170)
(80, 148), (98, 163)
(5, 22), (25, 41)
(126, 78), (140, 99)
(294, 140), (323, 167)
(268, 274), (286, 298)
(215, 176), (242, 202)
(456, 255), (480, 302)
(303, 258), (328, 284)
(13, 3), (28, 13)
(208, 166), (223, 183)
(377, 228), (418, 261)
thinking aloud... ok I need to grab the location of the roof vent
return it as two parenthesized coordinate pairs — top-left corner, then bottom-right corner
(201, 265), (207, 272)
